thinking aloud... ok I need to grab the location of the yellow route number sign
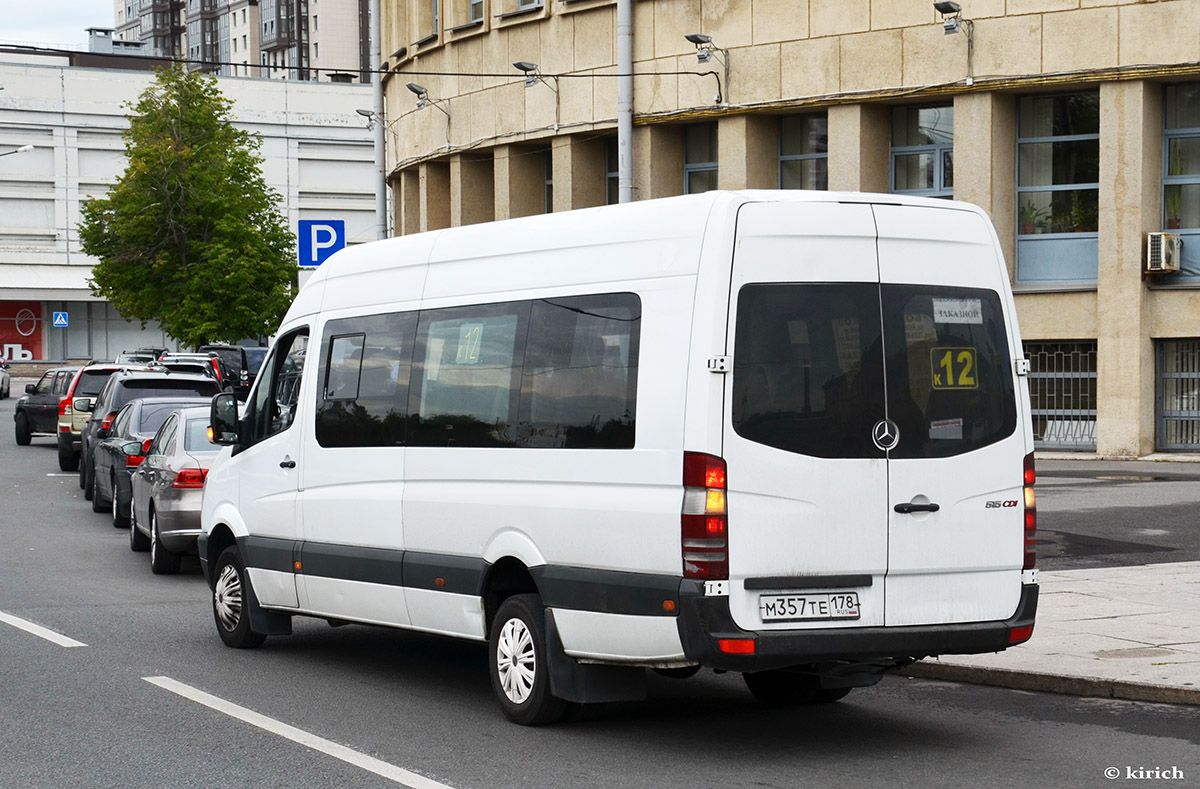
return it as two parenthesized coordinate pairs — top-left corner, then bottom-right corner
(931, 347), (978, 390)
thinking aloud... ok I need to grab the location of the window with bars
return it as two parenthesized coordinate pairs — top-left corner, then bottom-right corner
(1024, 340), (1097, 451)
(1157, 339), (1200, 450)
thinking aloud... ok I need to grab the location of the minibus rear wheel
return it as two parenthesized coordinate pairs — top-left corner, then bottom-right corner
(489, 594), (569, 725)
(212, 546), (266, 649)
(742, 670), (818, 705)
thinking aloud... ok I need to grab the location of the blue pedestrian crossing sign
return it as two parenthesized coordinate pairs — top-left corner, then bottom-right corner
(52, 312), (68, 328)
(298, 219), (346, 267)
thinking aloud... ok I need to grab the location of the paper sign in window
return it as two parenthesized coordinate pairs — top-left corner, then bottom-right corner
(932, 298), (983, 325)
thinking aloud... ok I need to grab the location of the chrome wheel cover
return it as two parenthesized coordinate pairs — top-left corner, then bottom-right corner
(496, 616), (536, 705)
(213, 563), (243, 632)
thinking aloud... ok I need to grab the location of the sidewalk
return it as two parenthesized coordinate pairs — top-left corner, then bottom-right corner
(904, 561), (1200, 705)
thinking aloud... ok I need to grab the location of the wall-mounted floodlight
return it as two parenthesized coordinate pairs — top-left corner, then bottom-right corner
(933, 0), (975, 85)
(405, 82), (451, 143)
(683, 33), (729, 105)
(513, 60), (560, 130)
(391, 46), (407, 60)
(0, 145), (34, 157)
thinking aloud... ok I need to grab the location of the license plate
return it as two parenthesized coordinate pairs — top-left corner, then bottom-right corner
(759, 592), (860, 622)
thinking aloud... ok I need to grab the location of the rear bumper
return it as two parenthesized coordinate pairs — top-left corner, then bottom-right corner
(677, 581), (1038, 673)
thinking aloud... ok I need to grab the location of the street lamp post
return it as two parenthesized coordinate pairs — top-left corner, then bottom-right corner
(0, 145), (34, 157)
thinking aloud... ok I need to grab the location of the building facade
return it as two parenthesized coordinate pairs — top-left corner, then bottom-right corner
(380, 0), (1200, 457)
(0, 52), (377, 364)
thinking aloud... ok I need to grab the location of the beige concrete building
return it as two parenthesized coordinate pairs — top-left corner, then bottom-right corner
(380, 0), (1200, 456)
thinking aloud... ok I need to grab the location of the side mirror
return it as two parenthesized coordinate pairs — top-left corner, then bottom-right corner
(210, 392), (241, 446)
(73, 397), (93, 412)
(25, 383), (35, 394)
(121, 441), (143, 457)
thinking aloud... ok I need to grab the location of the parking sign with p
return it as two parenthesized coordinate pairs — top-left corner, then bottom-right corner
(298, 219), (346, 267)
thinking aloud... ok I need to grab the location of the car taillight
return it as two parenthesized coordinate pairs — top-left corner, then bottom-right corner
(172, 468), (207, 488)
(682, 452), (727, 580)
(100, 411), (118, 431)
(126, 455), (145, 467)
(59, 397), (72, 417)
(1023, 452), (1036, 570)
(210, 360), (222, 381)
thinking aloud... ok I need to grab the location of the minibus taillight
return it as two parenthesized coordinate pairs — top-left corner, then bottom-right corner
(1023, 452), (1036, 570)
(682, 452), (728, 580)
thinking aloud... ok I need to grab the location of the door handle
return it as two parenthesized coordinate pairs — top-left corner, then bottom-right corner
(894, 502), (940, 514)
(279, 458), (296, 469)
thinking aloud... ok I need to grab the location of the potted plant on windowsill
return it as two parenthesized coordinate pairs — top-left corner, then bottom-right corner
(1165, 187), (1182, 230)
(1019, 203), (1048, 235)
(1070, 197), (1098, 233)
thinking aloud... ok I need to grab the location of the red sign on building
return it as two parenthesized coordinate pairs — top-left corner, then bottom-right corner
(0, 301), (44, 361)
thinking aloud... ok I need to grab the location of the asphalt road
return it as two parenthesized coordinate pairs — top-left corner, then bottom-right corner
(2, 393), (1198, 788)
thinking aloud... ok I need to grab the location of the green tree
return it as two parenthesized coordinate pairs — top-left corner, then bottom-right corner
(79, 66), (296, 347)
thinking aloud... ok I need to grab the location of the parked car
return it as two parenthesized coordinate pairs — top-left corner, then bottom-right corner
(78, 370), (221, 507)
(93, 396), (213, 530)
(160, 352), (233, 391)
(198, 345), (251, 399)
(13, 366), (79, 446)
(114, 348), (165, 365)
(0, 358), (10, 399)
(130, 405), (220, 574)
(59, 362), (154, 471)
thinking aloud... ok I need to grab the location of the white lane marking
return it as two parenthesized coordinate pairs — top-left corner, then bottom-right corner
(0, 611), (88, 648)
(143, 676), (453, 789)
(46, 473), (77, 477)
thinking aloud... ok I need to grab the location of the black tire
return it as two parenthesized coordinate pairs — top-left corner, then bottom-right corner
(129, 501), (149, 552)
(488, 594), (568, 726)
(14, 412), (31, 446)
(743, 670), (818, 706)
(653, 665), (701, 680)
(91, 466), (106, 512)
(111, 477), (129, 528)
(58, 437), (79, 471)
(81, 456), (92, 497)
(149, 509), (181, 575)
(212, 545), (266, 649)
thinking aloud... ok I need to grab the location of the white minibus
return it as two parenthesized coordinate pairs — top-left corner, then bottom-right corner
(201, 191), (1038, 724)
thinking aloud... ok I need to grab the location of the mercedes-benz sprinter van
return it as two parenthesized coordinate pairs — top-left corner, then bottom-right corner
(200, 191), (1038, 724)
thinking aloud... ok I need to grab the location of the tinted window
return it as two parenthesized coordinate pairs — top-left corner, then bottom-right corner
(33, 373), (54, 395)
(114, 380), (220, 408)
(248, 332), (308, 445)
(76, 370), (115, 397)
(203, 347), (244, 373)
(138, 401), (205, 435)
(410, 302), (527, 447)
(151, 414), (178, 456)
(112, 404), (135, 437)
(732, 284), (885, 459)
(882, 285), (1017, 459)
(245, 347), (268, 372)
(519, 294), (640, 449)
(316, 313), (416, 448)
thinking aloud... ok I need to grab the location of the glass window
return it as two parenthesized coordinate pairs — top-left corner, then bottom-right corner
(112, 404), (134, 437)
(891, 105), (953, 198)
(779, 113), (828, 190)
(469, 0), (483, 22)
(410, 302), (527, 447)
(138, 402), (191, 434)
(684, 123), (718, 194)
(544, 148), (553, 214)
(732, 283), (1015, 459)
(316, 313), (417, 448)
(1164, 84), (1200, 233)
(520, 294), (640, 449)
(33, 373), (53, 394)
(184, 415), (216, 452)
(248, 331), (308, 445)
(151, 414), (178, 456)
(1016, 91), (1100, 283)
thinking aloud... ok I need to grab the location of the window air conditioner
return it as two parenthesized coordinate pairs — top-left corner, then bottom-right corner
(1146, 232), (1182, 274)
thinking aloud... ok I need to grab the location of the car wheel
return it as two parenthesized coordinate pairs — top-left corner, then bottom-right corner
(149, 509), (181, 575)
(129, 501), (149, 552)
(14, 412), (31, 446)
(212, 545), (266, 649)
(742, 670), (818, 706)
(91, 466), (106, 513)
(57, 437), (79, 471)
(81, 456), (92, 497)
(111, 478), (129, 528)
(488, 594), (569, 725)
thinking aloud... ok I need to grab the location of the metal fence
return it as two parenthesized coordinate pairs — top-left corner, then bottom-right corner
(1024, 341), (1098, 451)
(1156, 339), (1200, 451)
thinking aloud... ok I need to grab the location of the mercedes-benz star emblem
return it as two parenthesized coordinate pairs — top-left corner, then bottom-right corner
(872, 419), (900, 451)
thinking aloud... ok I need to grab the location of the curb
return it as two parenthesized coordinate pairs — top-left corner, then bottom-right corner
(900, 662), (1200, 707)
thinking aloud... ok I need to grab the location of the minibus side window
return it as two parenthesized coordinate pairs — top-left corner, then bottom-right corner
(409, 302), (528, 448)
(247, 331), (308, 447)
(315, 312), (416, 448)
(519, 293), (640, 449)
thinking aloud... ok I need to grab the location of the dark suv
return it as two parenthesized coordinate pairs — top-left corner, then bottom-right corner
(198, 345), (251, 399)
(14, 366), (79, 447)
(79, 370), (221, 502)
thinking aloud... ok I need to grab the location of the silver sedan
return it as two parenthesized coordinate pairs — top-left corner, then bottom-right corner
(128, 405), (220, 574)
